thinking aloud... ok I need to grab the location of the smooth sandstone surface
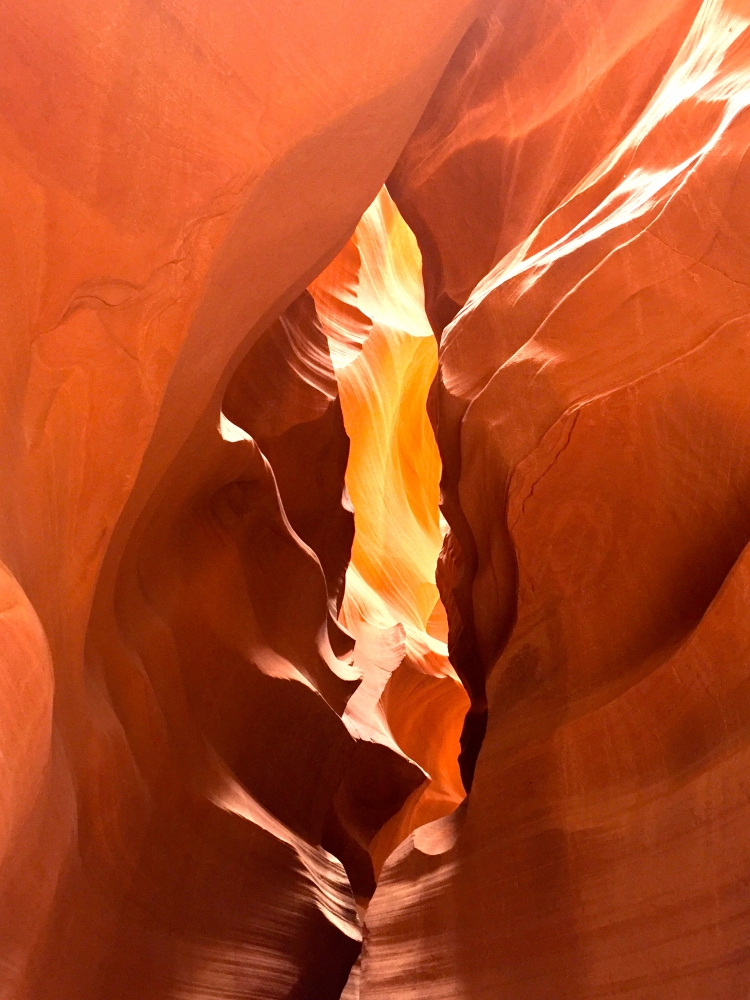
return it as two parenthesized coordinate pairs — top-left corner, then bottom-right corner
(363, 0), (750, 997)
(2, 0), (750, 997)
(0, 2), (481, 997)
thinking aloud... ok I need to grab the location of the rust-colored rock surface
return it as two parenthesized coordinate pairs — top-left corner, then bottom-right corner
(364, 0), (750, 997)
(3, 0), (750, 997)
(0, 2), (481, 997)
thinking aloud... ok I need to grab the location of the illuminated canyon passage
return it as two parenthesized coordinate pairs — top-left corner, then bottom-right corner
(4, 1), (750, 998)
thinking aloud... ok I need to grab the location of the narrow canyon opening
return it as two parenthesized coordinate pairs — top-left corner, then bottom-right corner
(312, 187), (470, 872)
(223, 187), (470, 902)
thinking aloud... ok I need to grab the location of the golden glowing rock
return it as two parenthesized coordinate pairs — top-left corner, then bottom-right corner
(311, 189), (469, 869)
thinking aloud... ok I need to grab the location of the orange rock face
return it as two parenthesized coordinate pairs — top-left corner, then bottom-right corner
(363, 0), (750, 997)
(0, 2), (480, 996)
(3, 0), (750, 998)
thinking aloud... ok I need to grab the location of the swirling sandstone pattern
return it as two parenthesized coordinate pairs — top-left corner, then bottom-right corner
(363, 0), (750, 997)
(0, 2), (479, 997)
(2, 0), (750, 998)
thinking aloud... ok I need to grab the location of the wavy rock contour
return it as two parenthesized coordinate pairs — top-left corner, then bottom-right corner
(2, 0), (750, 998)
(0, 2), (480, 996)
(363, 1), (750, 997)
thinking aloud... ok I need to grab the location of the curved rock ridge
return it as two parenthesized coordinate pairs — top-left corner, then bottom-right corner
(221, 282), (431, 902)
(224, 290), (353, 611)
(0, 1), (483, 997)
(363, 0), (750, 997)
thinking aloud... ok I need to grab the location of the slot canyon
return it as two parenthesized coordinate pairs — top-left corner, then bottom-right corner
(2, 0), (750, 997)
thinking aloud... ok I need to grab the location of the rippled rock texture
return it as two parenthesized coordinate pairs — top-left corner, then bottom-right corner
(2, 0), (750, 998)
